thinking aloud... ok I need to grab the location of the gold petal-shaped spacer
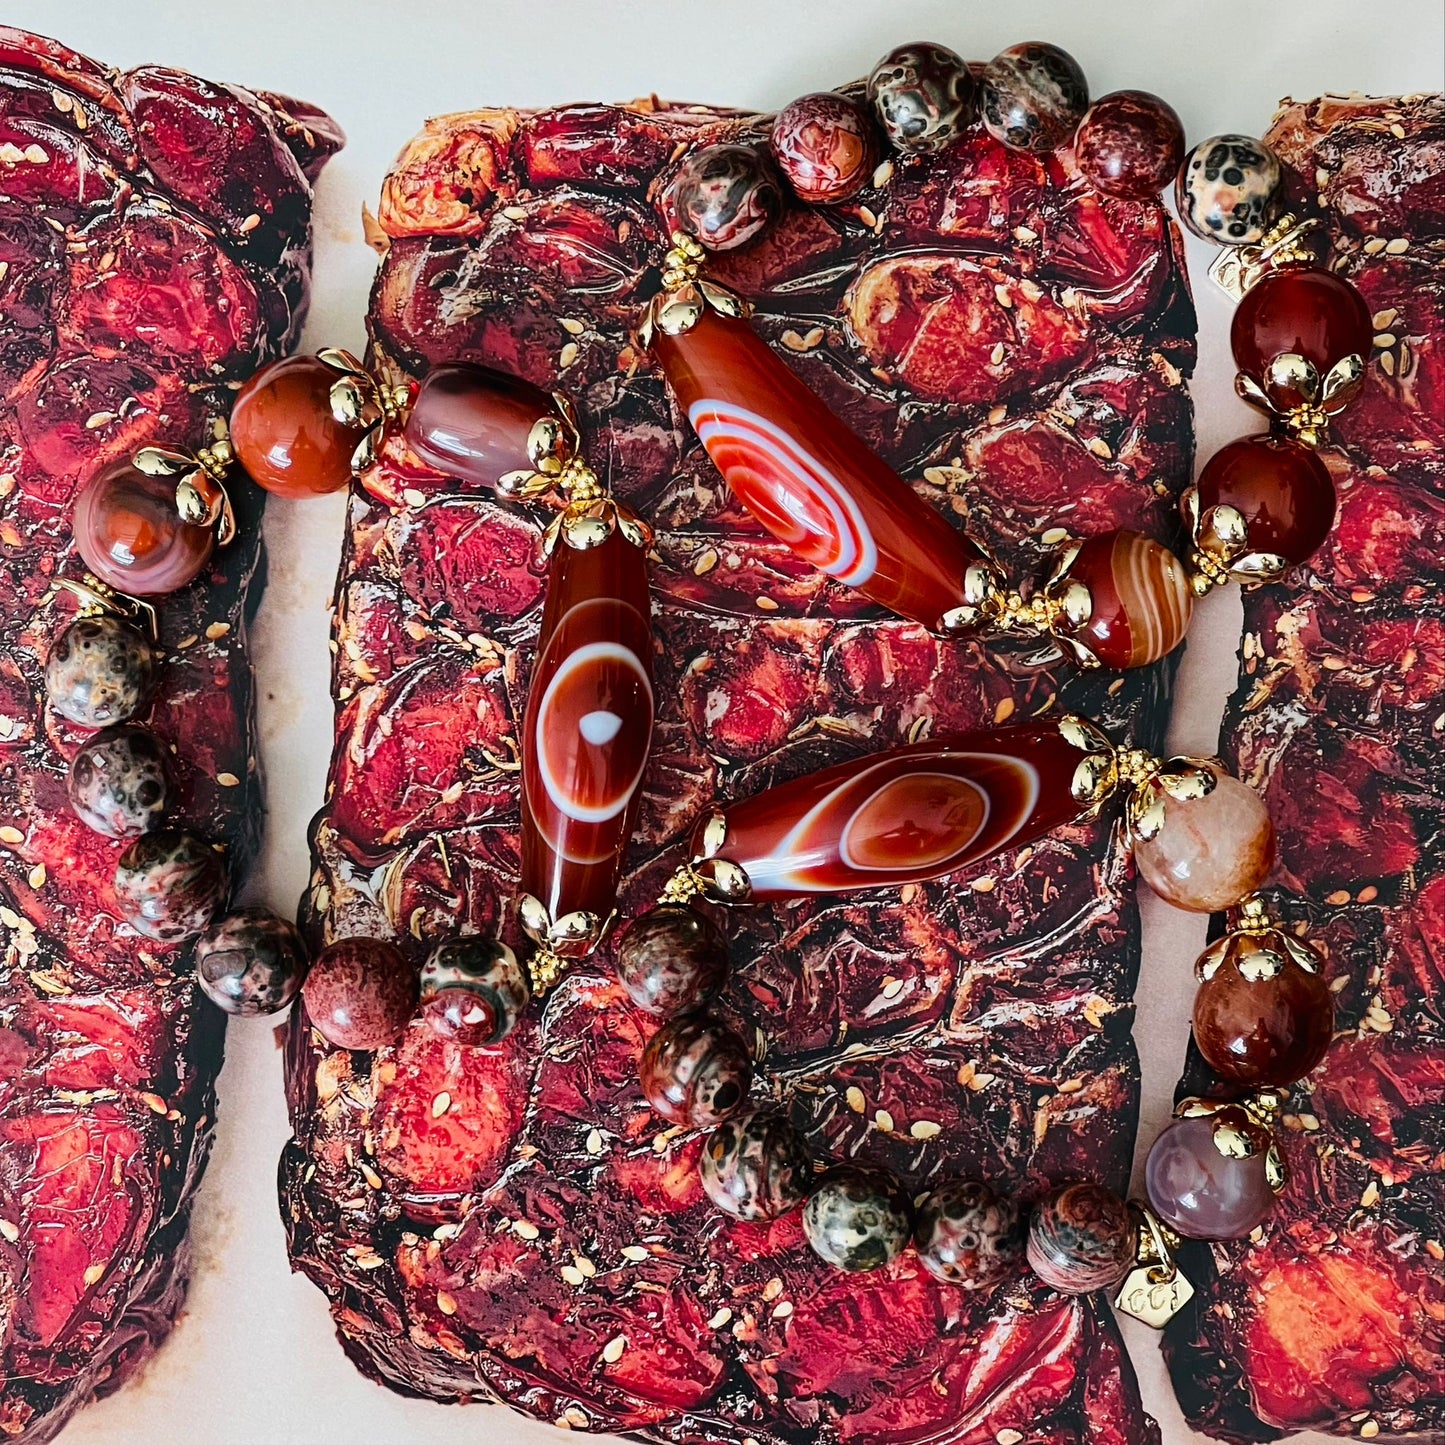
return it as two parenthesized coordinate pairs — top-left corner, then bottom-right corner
(655, 285), (705, 338)
(696, 810), (729, 860)
(517, 893), (552, 944)
(1265, 352), (1319, 406)
(350, 425), (381, 476)
(1265, 1143), (1288, 1194)
(1235, 371), (1274, 412)
(560, 506), (616, 551)
(697, 280), (751, 320)
(133, 446), (195, 478)
(1320, 352), (1365, 409)
(528, 414), (572, 475)
(329, 375), (371, 429)
(1228, 550), (1292, 586)
(616, 509), (653, 550)
(316, 347), (366, 376)
(693, 857), (752, 904)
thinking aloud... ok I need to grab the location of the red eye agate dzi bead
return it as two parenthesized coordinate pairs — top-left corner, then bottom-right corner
(687, 721), (1089, 902)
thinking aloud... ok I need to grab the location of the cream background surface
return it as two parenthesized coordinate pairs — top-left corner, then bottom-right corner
(11, 2), (1445, 1441)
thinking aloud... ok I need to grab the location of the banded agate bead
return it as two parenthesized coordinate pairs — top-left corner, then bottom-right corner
(419, 937), (529, 1047)
(74, 460), (214, 596)
(230, 355), (359, 497)
(1054, 530), (1192, 669)
(1026, 1182), (1135, 1294)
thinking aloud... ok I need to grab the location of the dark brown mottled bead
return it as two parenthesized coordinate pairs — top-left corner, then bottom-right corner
(113, 830), (228, 942)
(803, 1166), (913, 1272)
(45, 614), (156, 729)
(867, 43), (975, 155)
(614, 904), (729, 1015)
(1026, 1182), (1134, 1294)
(980, 43), (1088, 153)
(638, 1013), (752, 1128)
(700, 1107), (812, 1221)
(67, 724), (172, 839)
(419, 937), (529, 1047)
(670, 144), (781, 252)
(769, 92), (876, 204)
(195, 908), (310, 1017)
(1073, 90), (1185, 200)
(302, 936), (419, 1052)
(914, 1179), (1024, 1289)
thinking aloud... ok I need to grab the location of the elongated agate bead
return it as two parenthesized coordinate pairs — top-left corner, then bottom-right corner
(519, 526), (654, 947)
(690, 722), (1087, 902)
(650, 306), (991, 631)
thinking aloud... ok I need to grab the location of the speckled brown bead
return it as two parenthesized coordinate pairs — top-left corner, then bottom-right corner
(700, 1107), (812, 1221)
(614, 904), (729, 1015)
(639, 1013), (752, 1128)
(303, 936), (419, 1052)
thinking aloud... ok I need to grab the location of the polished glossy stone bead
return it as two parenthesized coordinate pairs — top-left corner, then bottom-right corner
(1194, 434), (1337, 567)
(113, 830), (228, 942)
(769, 92), (876, 204)
(405, 364), (560, 492)
(639, 1012), (752, 1128)
(694, 722), (1088, 902)
(803, 1166), (913, 1273)
(67, 724), (171, 839)
(1055, 530), (1192, 669)
(195, 908), (310, 1017)
(1026, 1182), (1135, 1294)
(302, 936), (419, 1052)
(980, 43), (1088, 153)
(45, 614), (156, 729)
(1193, 929), (1334, 1087)
(1175, 135), (1283, 244)
(1133, 762), (1275, 913)
(74, 459), (214, 596)
(649, 305), (996, 631)
(1232, 265), (1373, 409)
(1074, 90), (1184, 200)
(614, 904), (729, 1015)
(699, 1107), (812, 1221)
(230, 354), (358, 497)
(671, 144), (781, 252)
(1145, 1111), (1277, 1240)
(866, 43), (975, 155)
(418, 937), (529, 1047)
(914, 1179), (1024, 1289)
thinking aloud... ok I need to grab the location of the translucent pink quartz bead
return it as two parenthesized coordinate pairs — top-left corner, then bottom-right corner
(1133, 763), (1275, 913)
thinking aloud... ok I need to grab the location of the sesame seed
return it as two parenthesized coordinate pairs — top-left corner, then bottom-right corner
(403, 488), (426, 508)
(602, 1335), (626, 1363)
(845, 1086), (866, 1113)
(772, 1300), (794, 1319)
(910, 1121), (941, 1140)
(513, 1220), (540, 1240)
(621, 1245), (649, 1262)
(432, 1092), (451, 1119)
(874, 1109), (895, 1133)
(994, 284), (1013, 309)
(83, 1263), (105, 1286)
(708, 1307), (732, 1328)
(27, 864), (46, 889)
(0, 1220), (17, 1243)
(585, 1128), (604, 1155)
(216, 772), (241, 788)
(560, 318), (585, 335)
(560, 1265), (586, 1286)
(436, 1290), (458, 1315)
(559, 342), (579, 369)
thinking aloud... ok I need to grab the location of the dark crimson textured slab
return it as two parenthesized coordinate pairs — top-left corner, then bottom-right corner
(281, 82), (1197, 1444)
(1164, 92), (1445, 1444)
(0, 26), (338, 1441)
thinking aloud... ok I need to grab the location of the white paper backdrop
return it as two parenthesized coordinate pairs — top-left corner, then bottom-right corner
(11, 2), (1444, 1441)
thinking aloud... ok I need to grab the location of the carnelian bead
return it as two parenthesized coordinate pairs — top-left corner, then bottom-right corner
(74, 459), (214, 596)
(1231, 265), (1372, 408)
(230, 355), (358, 497)
(1195, 434), (1336, 565)
(1193, 930), (1334, 1087)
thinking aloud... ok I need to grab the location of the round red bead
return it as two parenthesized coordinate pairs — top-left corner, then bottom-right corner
(1057, 530), (1192, 669)
(1073, 90), (1184, 201)
(302, 937), (419, 1051)
(1194, 434), (1336, 565)
(769, 92), (876, 204)
(405, 363), (556, 490)
(1231, 265), (1372, 407)
(74, 459), (214, 596)
(230, 354), (358, 497)
(1193, 932), (1334, 1088)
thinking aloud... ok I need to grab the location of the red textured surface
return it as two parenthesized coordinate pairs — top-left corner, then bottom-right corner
(0, 26), (336, 1440)
(281, 84), (1197, 1443)
(1164, 92), (1445, 1444)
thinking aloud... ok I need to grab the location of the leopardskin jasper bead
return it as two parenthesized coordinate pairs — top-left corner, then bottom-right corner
(670, 144), (782, 252)
(700, 1107), (812, 1221)
(980, 42), (1089, 153)
(195, 909), (310, 1017)
(1133, 761), (1275, 913)
(638, 1013), (753, 1128)
(45, 615), (156, 729)
(614, 904), (729, 1015)
(1026, 1182), (1135, 1294)
(1053, 530), (1193, 669)
(769, 92), (876, 204)
(803, 1166), (913, 1273)
(113, 830), (228, 943)
(866, 43), (975, 155)
(1175, 135), (1282, 245)
(67, 724), (172, 839)
(914, 1179), (1024, 1289)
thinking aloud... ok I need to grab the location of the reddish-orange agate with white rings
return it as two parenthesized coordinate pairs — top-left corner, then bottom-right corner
(650, 306), (992, 629)
(520, 526), (654, 926)
(692, 722), (1088, 900)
